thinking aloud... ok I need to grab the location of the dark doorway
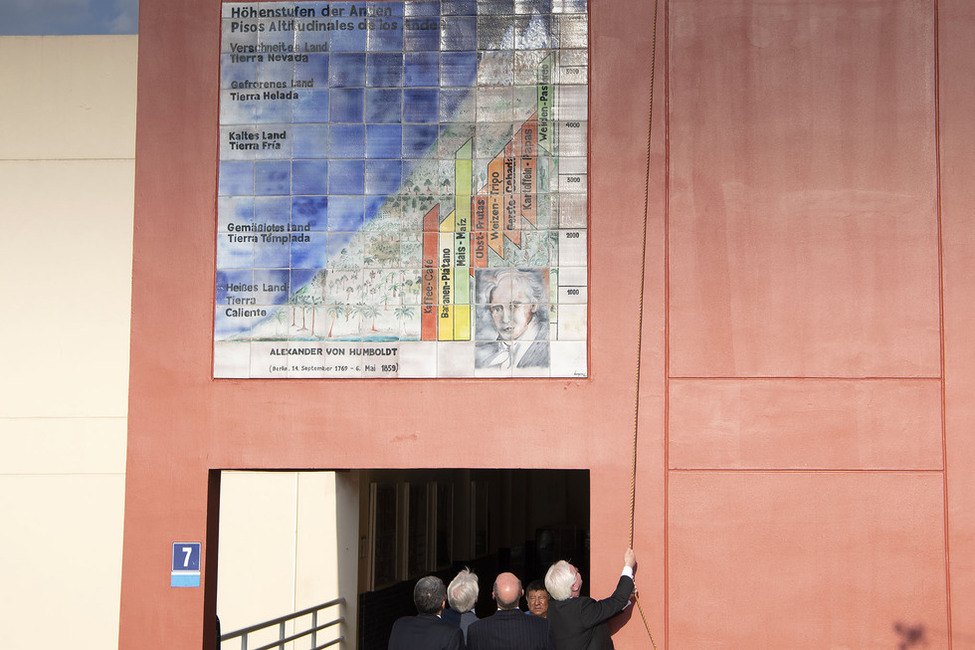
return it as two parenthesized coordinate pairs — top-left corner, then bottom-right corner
(358, 468), (589, 650)
(213, 468), (588, 650)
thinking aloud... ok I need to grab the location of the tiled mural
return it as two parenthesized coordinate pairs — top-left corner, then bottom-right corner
(214, 0), (588, 378)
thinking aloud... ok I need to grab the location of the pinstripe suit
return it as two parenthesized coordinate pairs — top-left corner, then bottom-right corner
(466, 608), (551, 650)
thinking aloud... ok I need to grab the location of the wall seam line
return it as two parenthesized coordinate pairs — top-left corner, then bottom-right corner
(666, 376), (942, 381)
(662, 0), (671, 646)
(0, 157), (135, 162)
(667, 469), (945, 474)
(934, 0), (953, 645)
(0, 416), (129, 420)
(0, 472), (126, 477)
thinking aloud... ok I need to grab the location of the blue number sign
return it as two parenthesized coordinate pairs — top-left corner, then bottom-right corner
(171, 542), (201, 587)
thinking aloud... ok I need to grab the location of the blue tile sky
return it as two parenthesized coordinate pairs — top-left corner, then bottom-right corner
(0, 0), (138, 35)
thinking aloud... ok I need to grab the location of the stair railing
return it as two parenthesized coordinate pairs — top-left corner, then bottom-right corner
(220, 597), (345, 650)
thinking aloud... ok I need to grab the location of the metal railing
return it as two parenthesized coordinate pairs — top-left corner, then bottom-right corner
(220, 598), (345, 650)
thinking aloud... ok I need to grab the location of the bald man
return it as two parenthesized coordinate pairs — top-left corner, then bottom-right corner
(466, 572), (551, 650)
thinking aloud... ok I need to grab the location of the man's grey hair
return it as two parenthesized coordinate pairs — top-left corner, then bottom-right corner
(545, 561), (575, 601)
(447, 568), (479, 613)
(414, 576), (447, 615)
(483, 268), (545, 305)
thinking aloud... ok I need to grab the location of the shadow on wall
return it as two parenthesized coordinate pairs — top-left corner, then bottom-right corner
(893, 621), (926, 649)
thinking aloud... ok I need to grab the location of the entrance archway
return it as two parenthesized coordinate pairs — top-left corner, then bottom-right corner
(214, 468), (589, 649)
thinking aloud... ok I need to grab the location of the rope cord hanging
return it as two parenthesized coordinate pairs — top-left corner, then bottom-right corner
(627, 0), (661, 646)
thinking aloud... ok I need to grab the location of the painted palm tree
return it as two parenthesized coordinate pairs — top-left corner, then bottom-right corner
(359, 304), (382, 333)
(288, 291), (301, 327)
(394, 305), (415, 339)
(348, 302), (366, 332)
(275, 306), (290, 336)
(383, 271), (399, 308)
(295, 290), (311, 332)
(307, 271), (328, 337)
(308, 295), (324, 337)
(325, 302), (345, 338)
(313, 269), (328, 301)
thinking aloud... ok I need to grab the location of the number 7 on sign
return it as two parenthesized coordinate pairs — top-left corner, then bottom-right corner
(171, 542), (201, 572)
(171, 542), (201, 587)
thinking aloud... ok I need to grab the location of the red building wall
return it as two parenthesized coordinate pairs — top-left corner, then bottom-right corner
(120, 0), (975, 647)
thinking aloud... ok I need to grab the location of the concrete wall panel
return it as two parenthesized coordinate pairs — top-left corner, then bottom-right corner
(669, 472), (948, 648)
(217, 472), (299, 633)
(1, 33), (135, 650)
(669, 379), (942, 470)
(0, 36), (137, 160)
(0, 417), (126, 474)
(0, 474), (125, 650)
(0, 159), (134, 418)
(668, 0), (940, 379)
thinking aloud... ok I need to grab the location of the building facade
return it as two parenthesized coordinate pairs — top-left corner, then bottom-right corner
(6, 0), (975, 648)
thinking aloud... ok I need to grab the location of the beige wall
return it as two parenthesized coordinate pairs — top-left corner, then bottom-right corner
(217, 471), (359, 647)
(0, 35), (136, 650)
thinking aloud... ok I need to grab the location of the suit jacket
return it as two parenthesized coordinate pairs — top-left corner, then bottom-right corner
(442, 608), (479, 641)
(475, 335), (550, 369)
(388, 614), (465, 650)
(546, 575), (634, 650)
(466, 608), (551, 650)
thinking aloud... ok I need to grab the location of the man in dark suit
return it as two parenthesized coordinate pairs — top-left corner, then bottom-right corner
(544, 549), (637, 650)
(466, 572), (551, 650)
(388, 575), (465, 650)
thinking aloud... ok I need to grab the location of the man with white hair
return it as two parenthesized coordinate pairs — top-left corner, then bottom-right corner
(544, 549), (637, 650)
(442, 567), (480, 641)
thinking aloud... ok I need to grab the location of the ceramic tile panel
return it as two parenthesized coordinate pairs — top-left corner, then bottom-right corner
(215, 1), (589, 378)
